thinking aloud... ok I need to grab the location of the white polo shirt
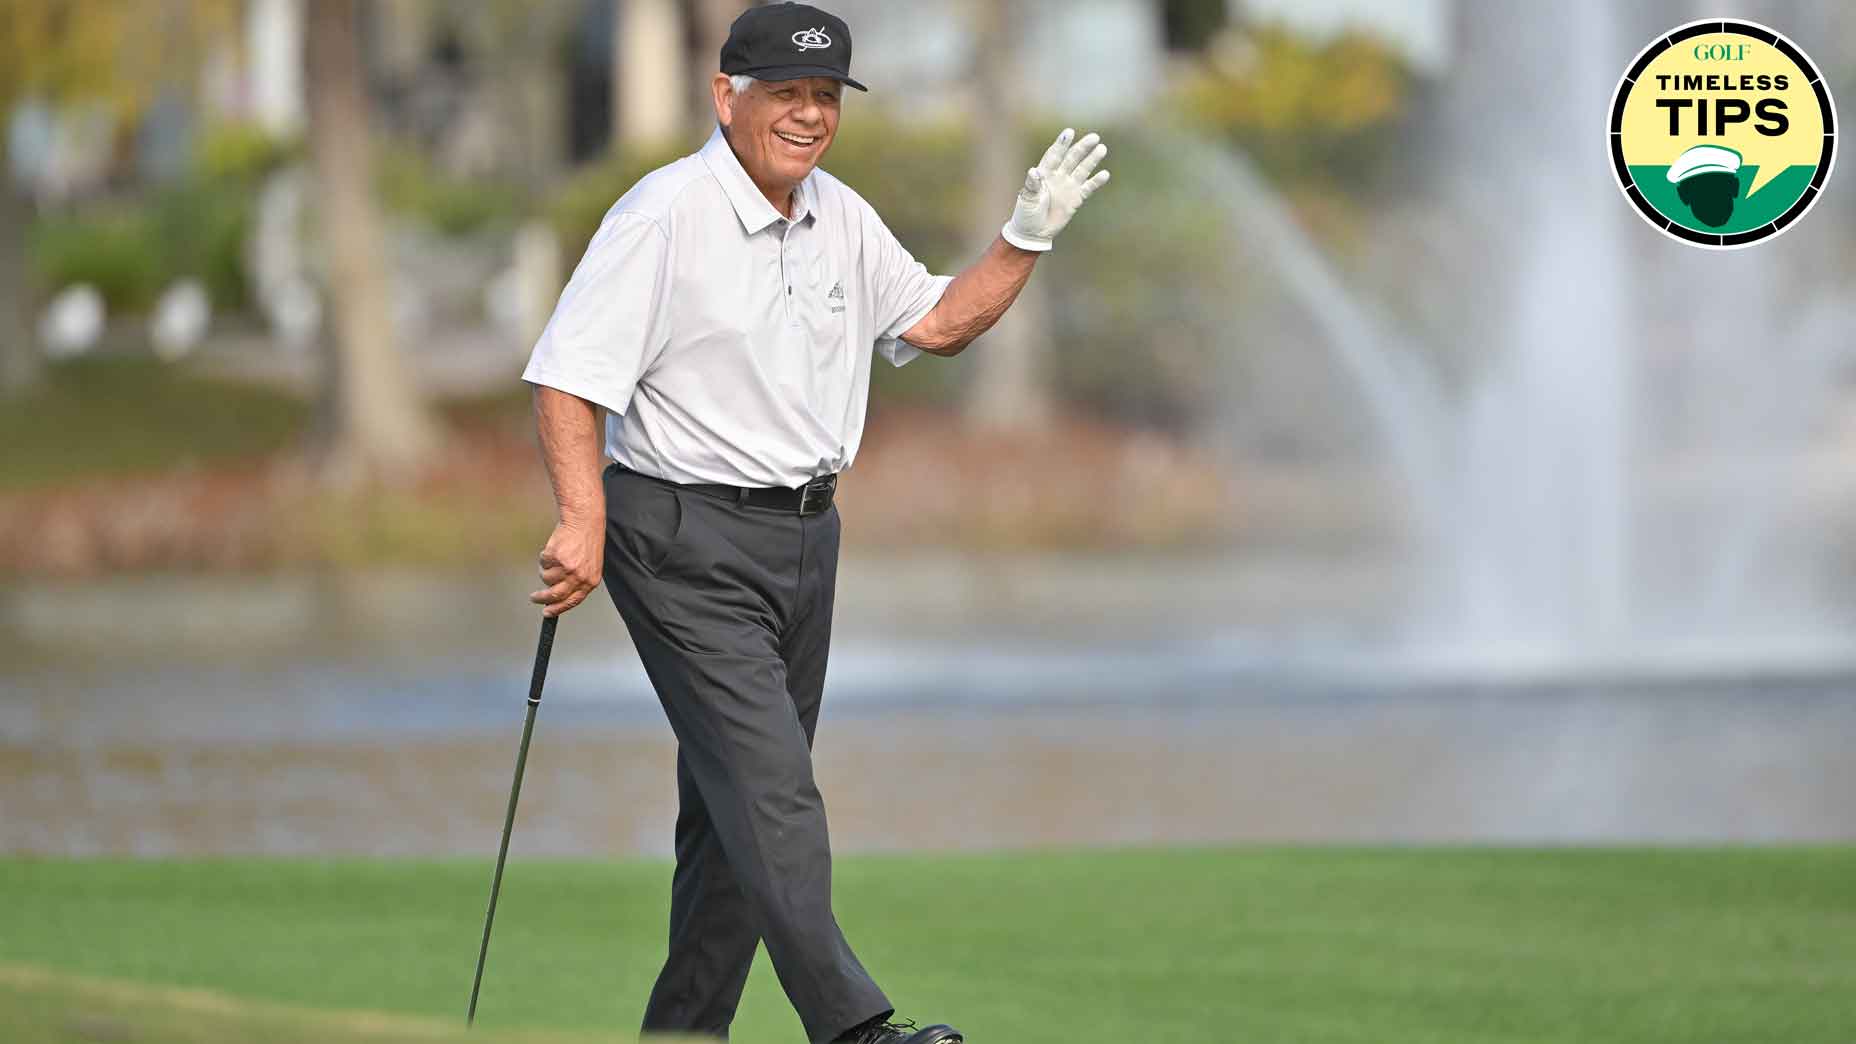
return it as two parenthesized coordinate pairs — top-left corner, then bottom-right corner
(522, 127), (952, 488)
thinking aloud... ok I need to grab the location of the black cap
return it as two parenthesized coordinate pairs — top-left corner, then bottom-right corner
(720, 3), (866, 92)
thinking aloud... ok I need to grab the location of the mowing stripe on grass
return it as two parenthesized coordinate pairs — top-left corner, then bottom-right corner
(0, 961), (605, 1043)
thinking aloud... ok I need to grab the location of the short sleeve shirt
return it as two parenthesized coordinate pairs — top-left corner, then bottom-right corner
(522, 127), (952, 488)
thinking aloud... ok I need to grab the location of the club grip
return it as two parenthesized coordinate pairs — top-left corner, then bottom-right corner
(527, 615), (558, 705)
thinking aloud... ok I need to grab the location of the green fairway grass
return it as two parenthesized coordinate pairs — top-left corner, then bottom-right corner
(3, 848), (1852, 1043)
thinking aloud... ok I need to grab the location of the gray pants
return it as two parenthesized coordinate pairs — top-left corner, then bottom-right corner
(602, 465), (891, 1044)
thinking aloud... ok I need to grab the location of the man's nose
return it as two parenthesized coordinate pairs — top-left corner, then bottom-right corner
(793, 97), (823, 126)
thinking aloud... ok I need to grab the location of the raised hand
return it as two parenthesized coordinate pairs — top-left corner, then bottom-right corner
(1001, 128), (1111, 252)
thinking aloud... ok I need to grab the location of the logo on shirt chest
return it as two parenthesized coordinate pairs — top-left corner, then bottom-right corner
(826, 279), (845, 314)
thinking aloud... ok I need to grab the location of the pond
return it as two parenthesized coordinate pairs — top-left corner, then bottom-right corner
(4, 558), (1853, 855)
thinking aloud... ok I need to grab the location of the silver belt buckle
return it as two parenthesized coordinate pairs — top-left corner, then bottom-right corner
(798, 475), (836, 515)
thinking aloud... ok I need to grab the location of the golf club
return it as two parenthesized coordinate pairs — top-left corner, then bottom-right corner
(467, 613), (558, 1026)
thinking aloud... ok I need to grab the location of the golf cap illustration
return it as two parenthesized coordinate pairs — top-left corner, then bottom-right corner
(1667, 145), (1744, 228)
(721, 2), (867, 91)
(1668, 144), (1744, 183)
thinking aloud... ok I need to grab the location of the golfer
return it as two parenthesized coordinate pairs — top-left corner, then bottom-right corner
(523, 4), (1108, 1042)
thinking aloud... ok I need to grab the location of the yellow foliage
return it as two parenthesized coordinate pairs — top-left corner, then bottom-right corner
(0, 0), (237, 120)
(1177, 23), (1409, 137)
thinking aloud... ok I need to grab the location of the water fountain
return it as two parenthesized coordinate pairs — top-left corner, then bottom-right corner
(1432, 0), (1632, 658)
(1163, 0), (1854, 671)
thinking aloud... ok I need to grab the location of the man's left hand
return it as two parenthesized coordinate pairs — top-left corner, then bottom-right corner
(1001, 128), (1111, 253)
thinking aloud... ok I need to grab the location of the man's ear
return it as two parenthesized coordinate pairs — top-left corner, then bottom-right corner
(711, 72), (737, 129)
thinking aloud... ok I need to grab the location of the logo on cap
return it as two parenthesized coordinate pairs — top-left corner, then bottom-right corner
(1609, 18), (1836, 249)
(792, 27), (831, 51)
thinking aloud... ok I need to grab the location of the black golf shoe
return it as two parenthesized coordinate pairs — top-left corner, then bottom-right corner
(837, 1016), (963, 1044)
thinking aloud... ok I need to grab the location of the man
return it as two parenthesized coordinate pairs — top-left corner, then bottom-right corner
(522, 4), (1108, 1042)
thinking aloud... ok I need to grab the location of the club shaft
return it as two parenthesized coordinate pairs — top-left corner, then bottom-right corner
(468, 614), (557, 1025)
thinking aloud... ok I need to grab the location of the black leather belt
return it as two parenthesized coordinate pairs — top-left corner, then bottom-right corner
(615, 464), (837, 516)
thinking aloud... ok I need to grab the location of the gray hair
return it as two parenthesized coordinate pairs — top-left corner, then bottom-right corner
(727, 74), (846, 96)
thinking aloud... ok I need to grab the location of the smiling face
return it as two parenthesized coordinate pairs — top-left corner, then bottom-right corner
(712, 73), (842, 216)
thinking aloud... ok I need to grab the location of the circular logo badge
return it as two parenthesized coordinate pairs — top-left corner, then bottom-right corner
(1609, 19), (1835, 249)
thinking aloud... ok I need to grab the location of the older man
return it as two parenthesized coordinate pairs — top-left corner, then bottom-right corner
(522, 4), (1108, 1042)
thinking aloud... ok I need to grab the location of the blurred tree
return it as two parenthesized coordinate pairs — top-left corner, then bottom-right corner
(1161, 0), (1230, 53)
(0, 0), (232, 396)
(613, 0), (687, 149)
(486, 0), (573, 191)
(0, 172), (27, 397)
(305, 0), (439, 483)
(1173, 23), (1412, 196)
(960, 0), (1054, 432)
(686, 0), (740, 137)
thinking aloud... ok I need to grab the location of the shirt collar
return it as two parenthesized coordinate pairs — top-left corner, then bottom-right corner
(701, 126), (817, 234)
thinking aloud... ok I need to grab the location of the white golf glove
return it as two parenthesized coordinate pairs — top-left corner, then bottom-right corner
(1001, 128), (1111, 253)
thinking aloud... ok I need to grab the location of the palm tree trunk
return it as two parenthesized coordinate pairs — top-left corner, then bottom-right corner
(304, 0), (438, 485)
(686, 0), (738, 138)
(613, 0), (687, 149)
(961, 0), (1054, 431)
